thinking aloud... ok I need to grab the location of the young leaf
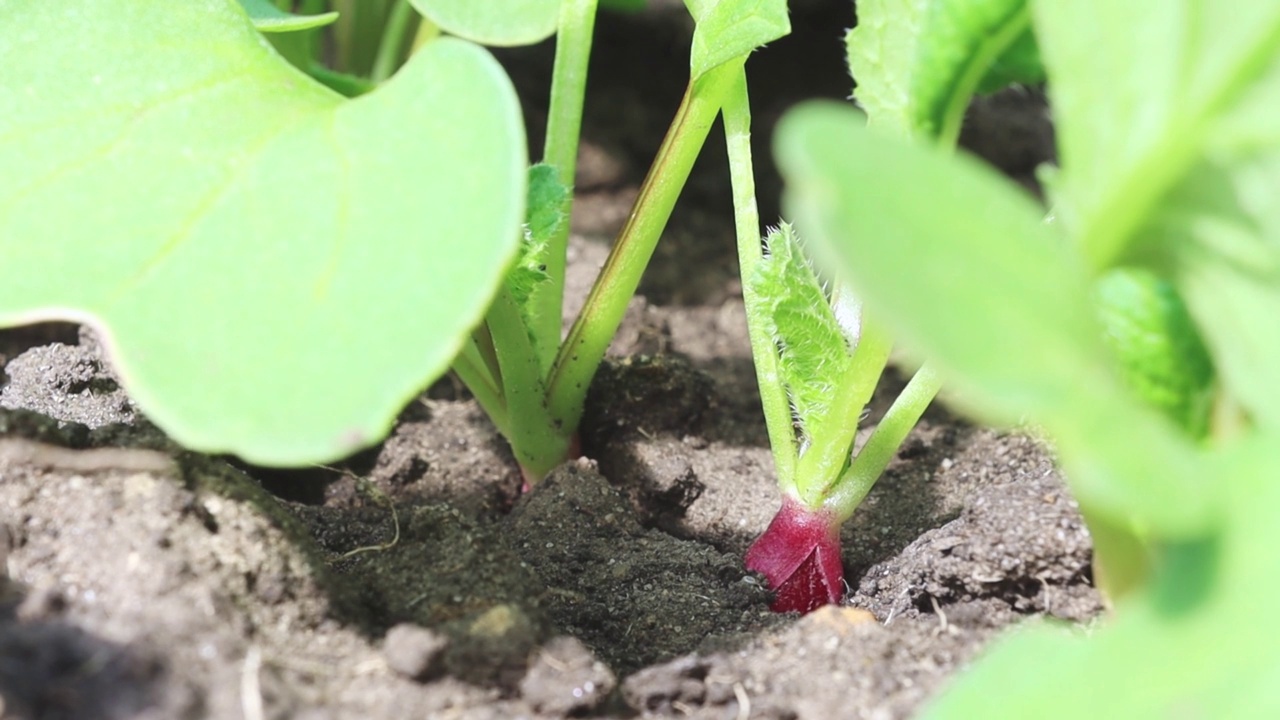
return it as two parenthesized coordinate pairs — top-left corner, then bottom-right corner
(237, 0), (338, 33)
(922, 435), (1280, 718)
(506, 164), (569, 362)
(775, 101), (1215, 535)
(684, 0), (790, 80)
(1033, 0), (1280, 267)
(409, 0), (559, 46)
(1094, 268), (1215, 439)
(0, 0), (525, 465)
(748, 224), (853, 442)
(846, 0), (929, 135)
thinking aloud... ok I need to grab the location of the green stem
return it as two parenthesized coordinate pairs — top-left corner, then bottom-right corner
(826, 363), (943, 522)
(371, 0), (416, 83)
(545, 60), (743, 431)
(451, 341), (511, 438)
(532, 0), (600, 373)
(306, 65), (376, 97)
(721, 65), (798, 489)
(488, 287), (572, 480)
(412, 14), (440, 51)
(795, 318), (893, 507)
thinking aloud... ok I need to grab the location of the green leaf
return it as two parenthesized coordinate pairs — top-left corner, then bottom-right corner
(237, 0), (339, 32)
(410, 0), (559, 46)
(601, 0), (646, 10)
(922, 435), (1280, 719)
(1151, 156), (1280, 432)
(506, 164), (568, 361)
(684, 0), (790, 80)
(776, 101), (1214, 535)
(1094, 268), (1215, 439)
(975, 25), (1044, 93)
(748, 223), (853, 440)
(0, 0), (526, 465)
(911, 0), (1034, 142)
(1033, 0), (1280, 267)
(847, 0), (1039, 141)
(846, 0), (929, 136)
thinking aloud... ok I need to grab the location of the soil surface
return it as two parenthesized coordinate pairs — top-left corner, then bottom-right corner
(0, 4), (1095, 719)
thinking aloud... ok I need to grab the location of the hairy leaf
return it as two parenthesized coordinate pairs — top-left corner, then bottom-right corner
(410, 0), (559, 46)
(748, 224), (852, 440)
(506, 164), (569, 360)
(684, 0), (790, 79)
(846, 0), (929, 135)
(0, 0), (525, 465)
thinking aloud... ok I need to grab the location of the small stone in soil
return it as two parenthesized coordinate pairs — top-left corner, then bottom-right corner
(383, 623), (449, 682)
(520, 635), (616, 715)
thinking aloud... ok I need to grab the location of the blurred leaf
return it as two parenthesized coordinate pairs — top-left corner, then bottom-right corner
(684, 0), (790, 79)
(922, 434), (1280, 718)
(237, 0), (339, 32)
(1094, 268), (1215, 438)
(748, 223), (852, 440)
(0, 0), (526, 465)
(1033, 0), (1280, 266)
(775, 101), (1214, 535)
(410, 0), (559, 46)
(1151, 156), (1280, 432)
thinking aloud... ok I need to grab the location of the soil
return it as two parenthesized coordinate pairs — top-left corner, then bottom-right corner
(0, 4), (1096, 719)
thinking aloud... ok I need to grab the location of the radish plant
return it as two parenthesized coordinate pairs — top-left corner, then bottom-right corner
(778, 0), (1280, 713)
(0, 0), (788, 488)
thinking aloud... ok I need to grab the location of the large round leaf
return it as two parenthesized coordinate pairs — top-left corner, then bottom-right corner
(0, 0), (526, 465)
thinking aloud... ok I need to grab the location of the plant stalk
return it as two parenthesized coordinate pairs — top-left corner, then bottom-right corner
(451, 340), (511, 437)
(487, 287), (572, 479)
(827, 363), (943, 522)
(721, 65), (799, 489)
(370, 0), (416, 83)
(795, 318), (893, 507)
(532, 0), (600, 373)
(545, 60), (743, 432)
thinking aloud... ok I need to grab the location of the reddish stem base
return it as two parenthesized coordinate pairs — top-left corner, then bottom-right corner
(744, 497), (844, 614)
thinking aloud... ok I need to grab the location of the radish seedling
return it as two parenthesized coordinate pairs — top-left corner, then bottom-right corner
(778, 0), (1280, 714)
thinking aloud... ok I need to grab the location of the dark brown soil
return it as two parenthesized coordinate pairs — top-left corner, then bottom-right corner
(0, 4), (1095, 719)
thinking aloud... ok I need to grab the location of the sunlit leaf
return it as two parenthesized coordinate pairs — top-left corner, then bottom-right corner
(0, 0), (526, 465)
